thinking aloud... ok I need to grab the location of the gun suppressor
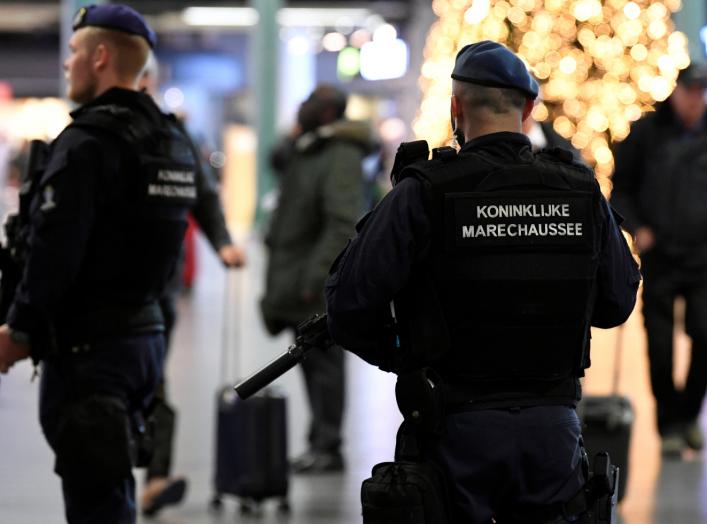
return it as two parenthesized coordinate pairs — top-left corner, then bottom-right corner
(234, 345), (304, 400)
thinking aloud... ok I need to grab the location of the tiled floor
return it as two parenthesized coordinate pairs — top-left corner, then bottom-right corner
(0, 233), (705, 523)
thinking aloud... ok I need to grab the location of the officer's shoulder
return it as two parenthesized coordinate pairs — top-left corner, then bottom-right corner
(398, 146), (459, 183)
(537, 147), (594, 175)
(54, 123), (104, 153)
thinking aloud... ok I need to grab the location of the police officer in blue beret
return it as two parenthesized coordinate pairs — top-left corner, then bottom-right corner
(0, 4), (200, 522)
(326, 41), (641, 522)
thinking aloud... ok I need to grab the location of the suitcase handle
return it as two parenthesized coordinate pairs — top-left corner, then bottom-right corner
(611, 324), (624, 395)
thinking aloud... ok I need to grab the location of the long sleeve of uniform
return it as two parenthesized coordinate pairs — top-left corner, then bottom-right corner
(301, 141), (365, 298)
(611, 120), (648, 234)
(7, 129), (98, 356)
(191, 163), (233, 252)
(591, 195), (641, 328)
(325, 177), (430, 364)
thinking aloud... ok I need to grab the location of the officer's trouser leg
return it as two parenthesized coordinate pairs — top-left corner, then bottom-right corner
(641, 253), (680, 434)
(300, 345), (345, 453)
(39, 334), (164, 524)
(146, 295), (179, 480)
(62, 476), (136, 524)
(682, 272), (707, 423)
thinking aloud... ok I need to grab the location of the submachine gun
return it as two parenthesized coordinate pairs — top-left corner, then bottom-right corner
(234, 313), (331, 400)
(0, 139), (49, 324)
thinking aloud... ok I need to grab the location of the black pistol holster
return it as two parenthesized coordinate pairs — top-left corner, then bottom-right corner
(53, 394), (157, 483)
(361, 369), (453, 524)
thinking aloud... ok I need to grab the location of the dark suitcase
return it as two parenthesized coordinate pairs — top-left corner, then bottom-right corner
(213, 386), (289, 512)
(578, 327), (634, 504)
(578, 395), (633, 503)
(211, 273), (290, 515)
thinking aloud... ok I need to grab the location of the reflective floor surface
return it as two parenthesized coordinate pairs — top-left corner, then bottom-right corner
(1, 233), (705, 523)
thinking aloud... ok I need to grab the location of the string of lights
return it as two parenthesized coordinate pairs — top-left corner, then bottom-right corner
(413, 0), (690, 187)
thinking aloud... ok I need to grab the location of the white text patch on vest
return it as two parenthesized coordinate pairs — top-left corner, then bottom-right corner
(157, 170), (195, 184)
(476, 204), (570, 219)
(148, 184), (197, 199)
(462, 222), (583, 238)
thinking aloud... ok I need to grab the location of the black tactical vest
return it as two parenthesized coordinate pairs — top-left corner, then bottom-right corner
(59, 102), (198, 311)
(397, 147), (601, 386)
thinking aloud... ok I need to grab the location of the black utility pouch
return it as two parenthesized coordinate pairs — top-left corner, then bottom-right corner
(361, 460), (452, 524)
(131, 409), (156, 469)
(361, 421), (453, 524)
(53, 395), (134, 483)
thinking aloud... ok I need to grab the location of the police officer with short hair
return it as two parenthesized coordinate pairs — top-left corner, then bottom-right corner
(326, 41), (640, 522)
(0, 5), (199, 522)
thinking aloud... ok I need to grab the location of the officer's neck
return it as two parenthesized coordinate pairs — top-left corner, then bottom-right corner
(461, 112), (523, 143)
(93, 74), (140, 100)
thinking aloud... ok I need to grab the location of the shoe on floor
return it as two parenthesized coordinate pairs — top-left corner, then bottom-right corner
(141, 477), (188, 517)
(684, 421), (704, 451)
(290, 450), (344, 474)
(661, 433), (685, 458)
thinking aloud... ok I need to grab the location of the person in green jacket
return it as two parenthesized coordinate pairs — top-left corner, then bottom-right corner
(261, 85), (376, 473)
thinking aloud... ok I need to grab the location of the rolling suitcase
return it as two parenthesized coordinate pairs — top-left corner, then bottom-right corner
(578, 326), (634, 504)
(210, 272), (290, 515)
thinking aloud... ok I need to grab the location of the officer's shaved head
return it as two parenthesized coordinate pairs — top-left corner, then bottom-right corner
(83, 27), (151, 82)
(452, 80), (527, 116)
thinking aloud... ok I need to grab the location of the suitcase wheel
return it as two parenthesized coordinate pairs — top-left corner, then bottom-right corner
(277, 498), (291, 514)
(209, 495), (223, 512)
(239, 498), (263, 517)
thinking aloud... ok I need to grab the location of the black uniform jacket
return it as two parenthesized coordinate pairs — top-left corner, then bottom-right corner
(326, 133), (641, 388)
(612, 101), (707, 259)
(8, 88), (196, 359)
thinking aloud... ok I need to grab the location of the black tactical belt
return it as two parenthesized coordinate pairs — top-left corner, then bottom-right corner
(60, 302), (165, 351)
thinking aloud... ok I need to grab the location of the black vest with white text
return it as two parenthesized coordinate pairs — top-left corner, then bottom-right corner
(63, 102), (198, 307)
(397, 146), (601, 391)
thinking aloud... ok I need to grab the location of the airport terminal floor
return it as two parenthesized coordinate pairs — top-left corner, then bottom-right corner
(1, 233), (706, 524)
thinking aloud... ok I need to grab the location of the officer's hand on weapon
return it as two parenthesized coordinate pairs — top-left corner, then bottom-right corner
(218, 244), (246, 268)
(0, 324), (30, 374)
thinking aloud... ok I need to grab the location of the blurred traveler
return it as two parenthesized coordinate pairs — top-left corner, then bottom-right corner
(261, 85), (375, 473)
(326, 41), (640, 521)
(0, 5), (202, 522)
(137, 53), (246, 516)
(612, 63), (707, 457)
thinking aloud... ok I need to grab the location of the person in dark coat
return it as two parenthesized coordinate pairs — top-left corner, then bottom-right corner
(261, 85), (375, 473)
(326, 41), (640, 522)
(611, 64), (707, 457)
(137, 53), (246, 516)
(0, 5), (203, 522)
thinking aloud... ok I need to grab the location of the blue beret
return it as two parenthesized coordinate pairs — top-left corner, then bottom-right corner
(72, 4), (156, 49)
(452, 41), (538, 99)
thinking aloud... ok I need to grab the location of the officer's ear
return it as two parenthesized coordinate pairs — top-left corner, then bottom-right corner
(92, 43), (110, 73)
(521, 97), (535, 123)
(450, 95), (462, 129)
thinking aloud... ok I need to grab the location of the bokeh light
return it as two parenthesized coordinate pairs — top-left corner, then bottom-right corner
(414, 0), (689, 190)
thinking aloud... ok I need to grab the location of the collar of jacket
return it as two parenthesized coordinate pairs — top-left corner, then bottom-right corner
(70, 87), (157, 121)
(458, 131), (532, 154)
(654, 98), (707, 131)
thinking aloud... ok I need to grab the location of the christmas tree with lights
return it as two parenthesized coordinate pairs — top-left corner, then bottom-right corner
(414, 0), (690, 184)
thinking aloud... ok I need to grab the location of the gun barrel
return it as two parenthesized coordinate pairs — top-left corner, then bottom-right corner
(234, 345), (303, 399)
